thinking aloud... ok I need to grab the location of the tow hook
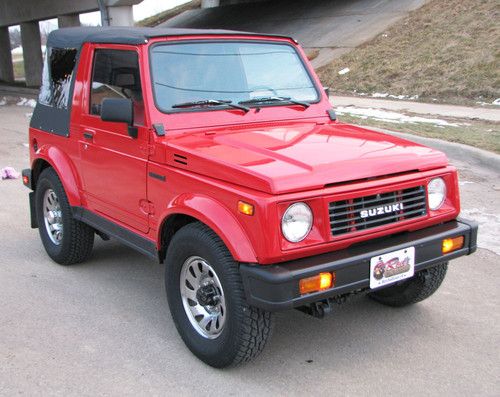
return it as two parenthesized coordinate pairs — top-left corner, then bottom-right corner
(296, 289), (367, 318)
(297, 300), (334, 318)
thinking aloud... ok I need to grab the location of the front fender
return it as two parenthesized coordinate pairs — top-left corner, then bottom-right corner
(160, 194), (257, 263)
(34, 145), (82, 207)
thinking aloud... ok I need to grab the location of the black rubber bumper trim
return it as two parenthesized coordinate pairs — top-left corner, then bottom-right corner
(240, 219), (478, 311)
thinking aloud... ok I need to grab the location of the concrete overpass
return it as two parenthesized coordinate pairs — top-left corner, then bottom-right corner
(165, 0), (427, 68)
(0, 0), (427, 87)
(0, 0), (142, 86)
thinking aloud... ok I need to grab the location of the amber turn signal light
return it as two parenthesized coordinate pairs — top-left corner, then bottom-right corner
(238, 201), (254, 216)
(299, 272), (334, 295)
(442, 236), (464, 254)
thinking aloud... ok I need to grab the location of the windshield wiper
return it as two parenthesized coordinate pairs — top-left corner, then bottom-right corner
(172, 99), (249, 113)
(239, 96), (310, 108)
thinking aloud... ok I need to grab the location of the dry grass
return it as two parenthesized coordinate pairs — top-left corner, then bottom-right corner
(136, 1), (201, 27)
(338, 114), (500, 154)
(317, 0), (500, 106)
(305, 49), (320, 61)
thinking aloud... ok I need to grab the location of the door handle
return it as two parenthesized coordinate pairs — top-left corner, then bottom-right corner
(83, 131), (94, 140)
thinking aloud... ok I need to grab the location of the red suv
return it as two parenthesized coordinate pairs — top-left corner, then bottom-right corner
(23, 27), (478, 368)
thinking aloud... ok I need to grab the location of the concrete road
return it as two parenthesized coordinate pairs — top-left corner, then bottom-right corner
(0, 105), (499, 396)
(160, 0), (427, 68)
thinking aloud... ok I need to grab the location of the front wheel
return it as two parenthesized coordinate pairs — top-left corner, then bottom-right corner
(369, 262), (448, 307)
(165, 222), (273, 368)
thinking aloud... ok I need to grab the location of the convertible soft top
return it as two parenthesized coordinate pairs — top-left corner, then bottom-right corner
(47, 27), (294, 49)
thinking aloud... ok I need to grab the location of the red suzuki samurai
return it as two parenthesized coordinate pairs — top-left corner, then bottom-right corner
(23, 27), (478, 368)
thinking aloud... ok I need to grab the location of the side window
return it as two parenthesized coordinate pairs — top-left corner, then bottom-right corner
(39, 47), (77, 109)
(90, 49), (144, 125)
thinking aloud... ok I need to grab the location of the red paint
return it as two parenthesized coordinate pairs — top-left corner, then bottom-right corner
(29, 33), (462, 264)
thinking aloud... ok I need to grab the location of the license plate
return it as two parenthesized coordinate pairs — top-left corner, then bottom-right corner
(370, 247), (415, 289)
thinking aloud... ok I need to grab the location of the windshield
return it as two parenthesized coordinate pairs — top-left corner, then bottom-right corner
(150, 41), (319, 112)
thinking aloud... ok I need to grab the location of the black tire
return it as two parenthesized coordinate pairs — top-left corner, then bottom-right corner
(165, 222), (273, 368)
(35, 167), (94, 265)
(369, 263), (448, 307)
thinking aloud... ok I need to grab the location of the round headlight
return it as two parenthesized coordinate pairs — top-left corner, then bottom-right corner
(281, 202), (313, 243)
(428, 177), (446, 210)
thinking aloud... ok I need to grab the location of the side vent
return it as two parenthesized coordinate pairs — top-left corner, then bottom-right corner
(173, 153), (188, 165)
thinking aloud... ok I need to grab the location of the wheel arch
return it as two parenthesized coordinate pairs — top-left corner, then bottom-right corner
(31, 145), (82, 207)
(158, 196), (257, 264)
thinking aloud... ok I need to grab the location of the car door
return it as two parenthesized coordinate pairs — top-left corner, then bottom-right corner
(78, 46), (149, 233)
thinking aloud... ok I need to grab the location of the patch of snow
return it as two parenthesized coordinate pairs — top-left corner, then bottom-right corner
(388, 94), (407, 100)
(371, 93), (419, 101)
(22, 143), (29, 148)
(336, 106), (460, 127)
(11, 45), (46, 55)
(492, 98), (500, 106)
(459, 181), (475, 186)
(460, 208), (500, 255)
(338, 68), (350, 75)
(11, 46), (23, 55)
(0, 97), (6, 106)
(25, 112), (33, 120)
(16, 98), (36, 108)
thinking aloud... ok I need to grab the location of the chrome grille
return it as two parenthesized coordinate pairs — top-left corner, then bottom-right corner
(329, 186), (427, 236)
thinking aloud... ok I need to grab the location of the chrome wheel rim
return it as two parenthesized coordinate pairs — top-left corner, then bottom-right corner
(180, 256), (226, 339)
(43, 189), (63, 245)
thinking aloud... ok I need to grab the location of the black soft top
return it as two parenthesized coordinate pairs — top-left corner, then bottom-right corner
(47, 27), (294, 48)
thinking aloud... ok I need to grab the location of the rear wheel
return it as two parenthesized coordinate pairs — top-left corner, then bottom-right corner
(35, 168), (94, 265)
(165, 222), (273, 368)
(369, 263), (448, 307)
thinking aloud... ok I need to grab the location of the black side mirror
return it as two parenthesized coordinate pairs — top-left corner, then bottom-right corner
(324, 86), (330, 97)
(100, 98), (137, 138)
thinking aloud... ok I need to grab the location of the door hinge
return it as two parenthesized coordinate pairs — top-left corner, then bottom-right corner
(139, 199), (155, 215)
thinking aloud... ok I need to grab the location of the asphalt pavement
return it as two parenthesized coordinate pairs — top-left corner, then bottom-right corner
(0, 105), (499, 396)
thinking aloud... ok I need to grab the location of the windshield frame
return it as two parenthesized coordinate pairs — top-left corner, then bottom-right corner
(148, 39), (321, 114)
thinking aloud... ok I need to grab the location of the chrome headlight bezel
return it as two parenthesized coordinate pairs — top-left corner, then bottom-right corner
(428, 177), (447, 210)
(281, 202), (313, 243)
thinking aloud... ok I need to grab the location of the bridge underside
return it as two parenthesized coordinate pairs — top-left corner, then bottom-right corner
(0, 0), (141, 86)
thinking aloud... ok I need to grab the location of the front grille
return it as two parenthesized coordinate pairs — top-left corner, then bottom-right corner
(329, 186), (427, 236)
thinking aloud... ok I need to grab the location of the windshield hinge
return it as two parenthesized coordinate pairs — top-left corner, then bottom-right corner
(140, 143), (155, 157)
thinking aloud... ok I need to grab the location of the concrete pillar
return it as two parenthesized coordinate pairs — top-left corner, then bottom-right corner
(58, 13), (81, 28)
(0, 27), (15, 83)
(202, 0), (220, 8)
(20, 21), (42, 87)
(107, 6), (133, 26)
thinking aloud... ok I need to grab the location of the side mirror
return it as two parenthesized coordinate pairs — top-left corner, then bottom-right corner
(323, 86), (330, 97)
(100, 98), (137, 138)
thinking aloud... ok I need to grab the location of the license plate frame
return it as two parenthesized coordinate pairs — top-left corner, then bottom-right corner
(370, 247), (415, 289)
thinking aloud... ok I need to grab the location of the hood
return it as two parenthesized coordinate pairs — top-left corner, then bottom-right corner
(164, 121), (448, 194)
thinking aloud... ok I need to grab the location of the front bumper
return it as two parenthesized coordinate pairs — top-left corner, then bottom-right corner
(240, 218), (478, 311)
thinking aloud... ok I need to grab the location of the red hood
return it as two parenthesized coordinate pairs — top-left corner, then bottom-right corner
(163, 121), (448, 194)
